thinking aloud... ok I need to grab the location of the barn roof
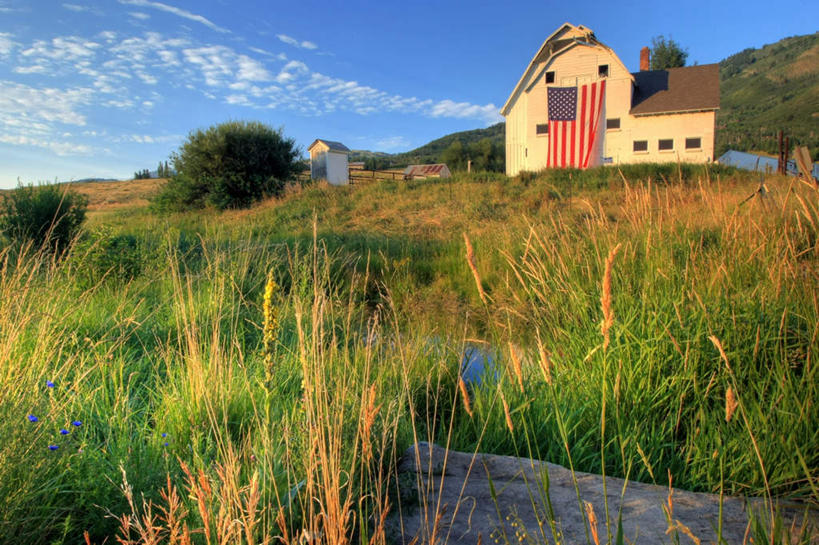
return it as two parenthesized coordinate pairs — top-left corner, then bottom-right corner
(403, 164), (450, 177)
(500, 23), (633, 117)
(308, 139), (350, 153)
(630, 64), (720, 116)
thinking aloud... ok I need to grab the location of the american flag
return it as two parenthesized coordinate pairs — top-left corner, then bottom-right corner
(546, 80), (606, 169)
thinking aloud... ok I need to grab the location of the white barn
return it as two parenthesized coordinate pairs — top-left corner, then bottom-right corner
(501, 23), (720, 175)
(308, 139), (350, 185)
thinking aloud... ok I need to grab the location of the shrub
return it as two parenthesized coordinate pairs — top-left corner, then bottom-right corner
(153, 120), (302, 211)
(68, 227), (148, 288)
(0, 183), (88, 253)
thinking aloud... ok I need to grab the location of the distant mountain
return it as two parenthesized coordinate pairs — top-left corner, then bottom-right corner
(717, 32), (819, 158)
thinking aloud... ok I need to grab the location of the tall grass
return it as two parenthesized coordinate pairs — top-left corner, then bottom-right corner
(0, 167), (815, 543)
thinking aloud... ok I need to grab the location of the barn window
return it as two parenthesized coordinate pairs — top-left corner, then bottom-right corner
(598, 64), (609, 77)
(685, 137), (702, 150)
(545, 71), (555, 84)
(606, 118), (620, 130)
(658, 139), (674, 151)
(633, 140), (648, 152)
(536, 124), (549, 135)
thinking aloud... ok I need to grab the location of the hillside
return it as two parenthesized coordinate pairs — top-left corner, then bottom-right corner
(717, 32), (819, 157)
(348, 122), (504, 168)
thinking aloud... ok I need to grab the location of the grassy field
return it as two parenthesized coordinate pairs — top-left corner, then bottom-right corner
(0, 165), (817, 544)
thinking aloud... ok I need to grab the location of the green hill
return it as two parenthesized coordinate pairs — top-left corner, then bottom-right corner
(717, 32), (819, 157)
(349, 123), (505, 170)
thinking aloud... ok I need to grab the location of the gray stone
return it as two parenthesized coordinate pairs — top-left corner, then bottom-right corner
(387, 443), (817, 545)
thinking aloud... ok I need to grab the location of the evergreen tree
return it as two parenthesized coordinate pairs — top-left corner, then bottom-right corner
(650, 36), (688, 70)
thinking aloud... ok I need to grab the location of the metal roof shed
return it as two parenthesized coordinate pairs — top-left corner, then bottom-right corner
(308, 139), (350, 185)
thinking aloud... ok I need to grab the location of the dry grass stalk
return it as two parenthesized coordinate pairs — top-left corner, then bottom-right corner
(361, 383), (380, 462)
(584, 501), (600, 545)
(458, 376), (473, 417)
(725, 387), (738, 423)
(600, 243), (622, 351)
(708, 335), (733, 373)
(463, 232), (489, 306)
(508, 342), (524, 393)
(499, 386), (514, 433)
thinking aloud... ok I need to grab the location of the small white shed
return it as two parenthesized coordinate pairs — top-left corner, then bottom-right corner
(308, 139), (350, 185)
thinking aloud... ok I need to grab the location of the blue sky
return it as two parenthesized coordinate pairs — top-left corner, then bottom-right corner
(0, 0), (816, 187)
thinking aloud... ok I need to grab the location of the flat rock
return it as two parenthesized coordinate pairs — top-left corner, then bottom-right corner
(387, 442), (817, 545)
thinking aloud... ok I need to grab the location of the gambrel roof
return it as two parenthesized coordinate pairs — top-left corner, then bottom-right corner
(500, 22), (633, 117)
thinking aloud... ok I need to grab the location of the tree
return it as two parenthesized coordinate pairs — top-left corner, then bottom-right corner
(441, 140), (466, 171)
(153, 121), (301, 211)
(650, 35), (688, 70)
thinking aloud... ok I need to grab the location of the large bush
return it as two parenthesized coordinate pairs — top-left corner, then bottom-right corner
(0, 183), (87, 253)
(154, 121), (301, 211)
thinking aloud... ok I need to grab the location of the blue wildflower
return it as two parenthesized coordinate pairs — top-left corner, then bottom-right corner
(72, 420), (82, 427)
(28, 414), (38, 423)
(48, 445), (59, 451)
(46, 381), (55, 388)
(60, 429), (69, 435)
(161, 433), (167, 438)
(163, 442), (169, 447)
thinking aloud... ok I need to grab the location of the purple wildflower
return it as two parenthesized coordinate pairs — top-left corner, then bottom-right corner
(46, 381), (55, 388)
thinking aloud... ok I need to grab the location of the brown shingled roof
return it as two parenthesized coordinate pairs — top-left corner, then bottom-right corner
(630, 64), (720, 116)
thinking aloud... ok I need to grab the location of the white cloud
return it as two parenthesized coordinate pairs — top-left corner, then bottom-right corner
(61, 3), (101, 14)
(375, 136), (410, 151)
(22, 36), (100, 61)
(0, 134), (92, 155)
(429, 99), (503, 124)
(276, 34), (318, 50)
(249, 47), (286, 61)
(0, 81), (92, 125)
(118, 0), (229, 33)
(0, 33), (17, 57)
(128, 11), (150, 20)
(13, 65), (47, 74)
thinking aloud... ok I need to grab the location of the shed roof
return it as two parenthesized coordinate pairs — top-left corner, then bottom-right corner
(630, 64), (720, 116)
(403, 164), (451, 177)
(308, 139), (350, 153)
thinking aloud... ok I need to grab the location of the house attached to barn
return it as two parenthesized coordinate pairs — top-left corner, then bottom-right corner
(308, 139), (350, 185)
(501, 23), (720, 175)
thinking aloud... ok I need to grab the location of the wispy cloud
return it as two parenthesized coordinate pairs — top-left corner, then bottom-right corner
(375, 136), (411, 151)
(429, 99), (502, 124)
(276, 34), (318, 50)
(0, 32), (15, 57)
(128, 11), (150, 20)
(117, 0), (229, 33)
(62, 3), (102, 14)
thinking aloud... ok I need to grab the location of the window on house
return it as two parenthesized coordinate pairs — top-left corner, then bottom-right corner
(545, 71), (555, 84)
(606, 118), (620, 130)
(536, 124), (549, 135)
(598, 64), (609, 77)
(633, 140), (648, 152)
(658, 139), (674, 151)
(685, 137), (702, 150)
